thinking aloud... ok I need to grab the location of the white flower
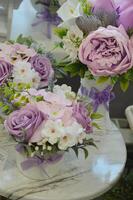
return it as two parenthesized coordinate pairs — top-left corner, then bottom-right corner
(29, 70), (41, 89)
(63, 39), (78, 62)
(58, 121), (84, 150)
(41, 120), (65, 145)
(35, 146), (39, 151)
(13, 61), (32, 78)
(57, 0), (81, 22)
(12, 61), (40, 88)
(47, 146), (52, 151)
(62, 30), (83, 62)
(53, 84), (76, 100)
(58, 134), (76, 150)
(65, 121), (84, 136)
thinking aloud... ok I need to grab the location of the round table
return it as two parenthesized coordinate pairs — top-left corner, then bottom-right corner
(0, 125), (126, 200)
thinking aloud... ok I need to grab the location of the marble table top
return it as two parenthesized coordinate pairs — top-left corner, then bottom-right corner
(0, 124), (126, 200)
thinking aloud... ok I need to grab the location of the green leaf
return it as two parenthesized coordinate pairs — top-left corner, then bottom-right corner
(54, 42), (64, 49)
(96, 76), (109, 84)
(111, 76), (118, 84)
(54, 27), (68, 39)
(16, 34), (34, 47)
(92, 122), (101, 130)
(84, 138), (97, 148)
(0, 102), (4, 107)
(72, 147), (79, 158)
(127, 28), (133, 37)
(81, 147), (88, 159)
(91, 112), (103, 119)
(63, 62), (87, 77)
(2, 105), (10, 112)
(120, 79), (129, 92)
(35, 96), (44, 102)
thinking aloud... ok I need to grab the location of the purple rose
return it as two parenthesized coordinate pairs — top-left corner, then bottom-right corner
(79, 25), (133, 76)
(0, 60), (12, 85)
(30, 55), (54, 87)
(5, 105), (47, 142)
(116, 0), (133, 31)
(89, 0), (116, 13)
(73, 103), (92, 133)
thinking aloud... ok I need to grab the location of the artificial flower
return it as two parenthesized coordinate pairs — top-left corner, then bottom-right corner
(30, 55), (54, 88)
(90, 0), (116, 13)
(0, 60), (12, 85)
(12, 61), (41, 88)
(73, 103), (92, 133)
(41, 120), (64, 145)
(57, 0), (81, 22)
(116, 0), (133, 31)
(5, 104), (47, 142)
(79, 25), (133, 76)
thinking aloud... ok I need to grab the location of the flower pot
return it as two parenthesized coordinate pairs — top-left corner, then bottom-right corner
(16, 151), (64, 180)
(79, 76), (115, 131)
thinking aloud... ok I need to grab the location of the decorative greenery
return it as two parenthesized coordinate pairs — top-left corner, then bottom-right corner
(54, 27), (68, 39)
(20, 137), (96, 160)
(79, 0), (93, 16)
(0, 82), (31, 116)
(56, 61), (87, 78)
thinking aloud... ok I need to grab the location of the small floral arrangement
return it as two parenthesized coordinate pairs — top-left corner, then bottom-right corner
(0, 35), (65, 116)
(4, 84), (98, 170)
(55, 0), (133, 91)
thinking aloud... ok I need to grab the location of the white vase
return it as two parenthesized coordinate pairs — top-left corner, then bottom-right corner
(79, 77), (114, 132)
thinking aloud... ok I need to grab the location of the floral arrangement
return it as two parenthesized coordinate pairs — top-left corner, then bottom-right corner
(55, 0), (133, 91)
(0, 35), (99, 170)
(0, 35), (65, 116)
(4, 84), (98, 170)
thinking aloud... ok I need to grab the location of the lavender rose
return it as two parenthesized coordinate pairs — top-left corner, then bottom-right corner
(30, 55), (54, 87)
(79, 25), (133, 76)
(0, 60), (12, 85)
(5, 105), (47, 142)
(73, 103), (92, 133)
(89, 0), (116, 13)
(116, 0), (133, 31)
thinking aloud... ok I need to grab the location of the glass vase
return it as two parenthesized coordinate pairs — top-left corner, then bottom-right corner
(16, 151), (64, 180)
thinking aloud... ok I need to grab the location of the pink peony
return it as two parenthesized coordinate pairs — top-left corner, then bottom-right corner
(79, 25), (133, 76)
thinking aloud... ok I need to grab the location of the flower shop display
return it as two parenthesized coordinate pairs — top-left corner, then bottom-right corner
(3, 83), (97, 179)
(32, 0), (62, 39)
(54, 0), (133, 131)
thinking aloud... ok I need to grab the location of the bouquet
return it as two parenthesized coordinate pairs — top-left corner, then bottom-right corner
(55, 0), (133, 91)
(0, 36), (99, 174)
(4, 84), (98, 171)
